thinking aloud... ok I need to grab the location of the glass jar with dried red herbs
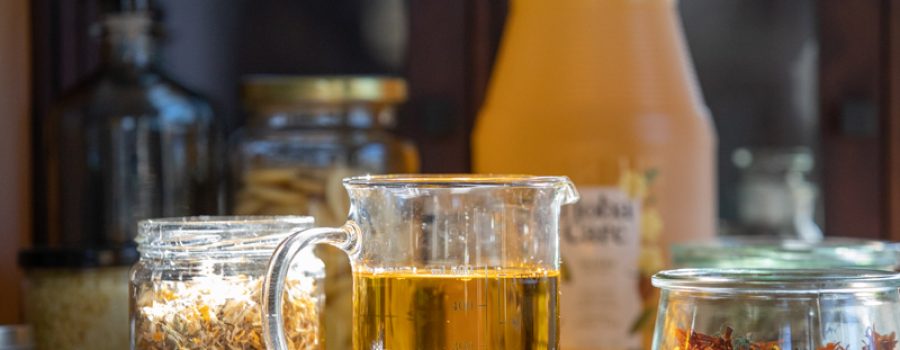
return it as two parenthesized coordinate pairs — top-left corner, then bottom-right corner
(652, 269), (900, 350)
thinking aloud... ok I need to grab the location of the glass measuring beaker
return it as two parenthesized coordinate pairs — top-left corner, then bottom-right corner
(262, 175), (579, 350)
(651, 269), (900, 350)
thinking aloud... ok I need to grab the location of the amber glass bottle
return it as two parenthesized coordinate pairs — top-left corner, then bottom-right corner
(473, 1), (716, 349)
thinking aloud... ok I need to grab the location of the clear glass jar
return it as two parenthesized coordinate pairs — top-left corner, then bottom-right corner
(230, 75), (417, 222)
(130, 216), (323, 350)
(229, 76), (418, 349)
(652, 269), (900, 350)
(672, 237), (897, 270)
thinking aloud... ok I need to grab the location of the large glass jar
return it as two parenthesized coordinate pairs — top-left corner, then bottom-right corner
(130, 216), (323, 350)
(229, 75), (418, 349)
(652, 269), (900, 350)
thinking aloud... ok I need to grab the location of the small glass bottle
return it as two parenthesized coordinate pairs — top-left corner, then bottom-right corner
(230, 75), (418, 350)
(130, 216), (324, 350)
(38, 11), (221, 249)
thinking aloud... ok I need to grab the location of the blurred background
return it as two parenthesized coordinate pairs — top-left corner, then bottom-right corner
(1, 0), (900, 347)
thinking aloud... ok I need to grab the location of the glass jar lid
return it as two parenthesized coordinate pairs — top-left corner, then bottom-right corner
(136, 216), (314, 260)
(671, 236), (897, 270)
(241, 75), (407, 107)
(652, 268), (900, 294)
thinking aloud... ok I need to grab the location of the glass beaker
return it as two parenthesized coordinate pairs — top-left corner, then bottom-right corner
(262, 175), (579, 350)
(651, 269), (900, 350)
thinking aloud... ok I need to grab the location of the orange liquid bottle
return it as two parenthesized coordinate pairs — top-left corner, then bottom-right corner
(473, 1), (716, 349)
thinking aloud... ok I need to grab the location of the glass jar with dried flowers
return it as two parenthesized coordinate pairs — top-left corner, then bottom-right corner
(130, 216), (323, 350)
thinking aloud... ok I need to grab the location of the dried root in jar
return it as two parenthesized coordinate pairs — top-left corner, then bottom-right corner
(235, 165), (357, 226)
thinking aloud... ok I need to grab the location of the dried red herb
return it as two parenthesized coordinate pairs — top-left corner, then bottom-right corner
(741, 340), (781, 350)
(675, 327), (733, 350)
(674, 327), (897, 350)
(675, 327), (781, 350)
(818, 343), (848, 350)
(863, 330), (898, 350)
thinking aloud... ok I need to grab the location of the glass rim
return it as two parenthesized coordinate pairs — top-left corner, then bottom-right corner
(675, 236), (890, 249)
(652, 268), (900, 294)
(138, 215), (313, 229)
(344, 174), (572, 188)
(344, 174), (580, 204)
(136, 216), (315, 259)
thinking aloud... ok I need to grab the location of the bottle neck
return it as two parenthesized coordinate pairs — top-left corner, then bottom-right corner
(101, 13), (158, 73)
(486, 0), (705, 111)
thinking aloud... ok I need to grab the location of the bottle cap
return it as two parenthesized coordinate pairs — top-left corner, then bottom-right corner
(242, 76), (408, 108)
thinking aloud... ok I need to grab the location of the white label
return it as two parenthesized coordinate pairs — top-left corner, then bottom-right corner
(560, 187), (642, 350)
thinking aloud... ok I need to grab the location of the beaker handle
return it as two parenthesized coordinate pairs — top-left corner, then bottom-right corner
(262, 222), (360, 350)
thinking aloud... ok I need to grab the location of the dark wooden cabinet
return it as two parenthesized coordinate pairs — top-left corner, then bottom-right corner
(0, 0), (30, 327)
(818, 0), (900, 240)
(888, 0), (900, 241)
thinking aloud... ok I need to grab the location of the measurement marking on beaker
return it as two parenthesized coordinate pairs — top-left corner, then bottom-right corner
(453, 341), (474, 350)
(358, 313), (399, 319)
(452, 301), (489, 312)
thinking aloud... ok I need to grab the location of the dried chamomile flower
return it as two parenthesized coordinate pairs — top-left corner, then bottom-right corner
(134, 276), (319, 350)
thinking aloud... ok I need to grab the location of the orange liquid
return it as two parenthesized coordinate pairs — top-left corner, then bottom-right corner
(473, 0), (716, 349)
